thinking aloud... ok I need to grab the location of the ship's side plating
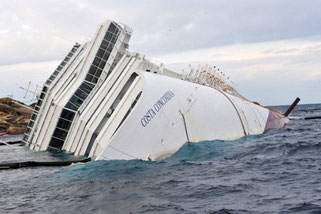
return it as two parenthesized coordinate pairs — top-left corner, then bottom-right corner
(95, 71), (288, 160)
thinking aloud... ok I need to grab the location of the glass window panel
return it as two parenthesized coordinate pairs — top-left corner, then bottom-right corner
(114, 25), (120, 32)
(53, 128), (68, 140)
(45, 80), (52, 85)
(75, 89), (88, 100)
(80, 82), (93, 94)
(85, 73), (94, 82)
(36, 100), (43, 107)
(61, 109), (75, 121)
(31, 113), (37, 121)
(65, 102), (78, 111)
(89, 66), (97, 75)
(57, 66), (63, 71)
(57, 118), (72, 130)
(107, 43), (113, 52)
(97, 48), (105, 58)
(111, 35), (117, 44)
(92, 77), (98, 84)
(50, 137), (65, 149)
(70, 95), (83, 107)
(99, 60), (106, 69)
(53, 70), (59, 76)
(23, 135), (29, 142)
(40, 92), (45, 99)
(103, 52), (110, 61)
(85, 81), (95, 88)
(25, 127), (31, 135)
(95, 69), (103, 78)
(108, 23), (117, 34)
(104, 32), (113, 41)
(100, 40), (108, 50)
(93, 57), (101, 67)
(77, 87), (89, 96)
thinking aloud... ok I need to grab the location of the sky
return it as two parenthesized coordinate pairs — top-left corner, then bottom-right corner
(0, 0), (321, 105)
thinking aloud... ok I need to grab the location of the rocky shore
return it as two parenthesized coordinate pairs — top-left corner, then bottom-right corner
(0, 97), (32, 136)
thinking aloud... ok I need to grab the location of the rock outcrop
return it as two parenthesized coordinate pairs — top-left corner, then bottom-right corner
(0, 97), (32, 136)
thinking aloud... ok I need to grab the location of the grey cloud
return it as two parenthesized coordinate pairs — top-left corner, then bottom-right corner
(2, 0), (321, 65)
(1, 0), (321, 105)
(163, 40), (321, 105)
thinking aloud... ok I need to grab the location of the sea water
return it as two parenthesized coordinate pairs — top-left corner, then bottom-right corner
(0, 104), (321, 213)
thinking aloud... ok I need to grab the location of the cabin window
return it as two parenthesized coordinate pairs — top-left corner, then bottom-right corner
(93, 57), (101, 67)
(103, 52), (110, 61)
(36, 99), (43, 107)
(79, 82), (94, 94)
(25, 127), (31, 135)
(53, 70), (59, 76)
(108, 23), (117, 34)
(97, 49), (105, 58)
(31, 113), (37, 121)
(60, 109), (75, 121)
(39, 92), (45, 100)
(23, 134), (29, 142)
(50, 137), (65, 149)
(48, 23), (121, 150)
(44, 43), (80, 86)
(57, 118), (72, 130)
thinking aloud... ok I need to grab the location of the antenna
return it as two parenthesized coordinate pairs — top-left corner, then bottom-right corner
(19, 82), (40, 103)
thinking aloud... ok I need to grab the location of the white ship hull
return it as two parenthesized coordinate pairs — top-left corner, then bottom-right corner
(95, 72), (288, 160)
(23, 19), (290, 161)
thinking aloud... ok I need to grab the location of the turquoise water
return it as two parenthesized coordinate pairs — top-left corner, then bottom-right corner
(1, 104), (321, 213)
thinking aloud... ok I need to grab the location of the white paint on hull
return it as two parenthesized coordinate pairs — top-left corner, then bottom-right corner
(96, 72), (272, 161)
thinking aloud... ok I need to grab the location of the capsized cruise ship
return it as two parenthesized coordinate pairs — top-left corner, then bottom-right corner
(23, 20), (293, 161)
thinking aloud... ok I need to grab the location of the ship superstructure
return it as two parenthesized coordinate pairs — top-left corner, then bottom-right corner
(23, 20), (290, 160)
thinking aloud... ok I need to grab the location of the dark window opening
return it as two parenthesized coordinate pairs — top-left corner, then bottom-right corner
(103, 52), (110, 61)
(49, 137), (65, 150)
(25, 127), (31, 135)
(45, 43), (80, 86)
(108, 23), (117, 34)
(57, 118), (72, 130)
(23, 135), (29, 142)
(107, 43), (114, 52)
(60, 109), (75, 121)
(39, 92), (45, 100)
(97, 48), (105, 58)
(93, 57), (101, 67)
(49, 23), (121, 150)
(31, 113), (37, 121)
(104, 32), (113, 42)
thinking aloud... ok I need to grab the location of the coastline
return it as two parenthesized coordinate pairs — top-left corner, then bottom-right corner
(0, 97), (31, 136)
